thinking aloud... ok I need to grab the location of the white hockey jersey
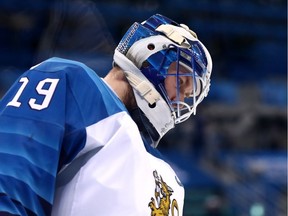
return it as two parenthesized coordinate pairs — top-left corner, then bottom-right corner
(52, 111), (184, 215)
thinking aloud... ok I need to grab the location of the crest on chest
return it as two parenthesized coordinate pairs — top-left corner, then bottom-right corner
(148, 170), (179, 216)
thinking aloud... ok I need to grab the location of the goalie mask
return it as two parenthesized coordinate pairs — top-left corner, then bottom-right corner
(113, 14), (212, 147)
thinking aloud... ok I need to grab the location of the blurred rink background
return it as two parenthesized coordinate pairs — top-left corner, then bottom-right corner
(0, 0), (286, 215)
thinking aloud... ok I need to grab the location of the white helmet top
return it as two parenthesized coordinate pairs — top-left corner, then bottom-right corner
(113, 14), (212, 147)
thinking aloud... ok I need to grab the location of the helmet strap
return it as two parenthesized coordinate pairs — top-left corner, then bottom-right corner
(114, 50), (175, 147)
(114, 50), (160, 105)
(124, 71), (160, 105)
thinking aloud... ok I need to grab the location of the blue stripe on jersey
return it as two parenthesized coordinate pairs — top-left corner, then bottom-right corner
(0, 132), (58, 175)
(0, 153), (54, 204)
(0, 193), (28, 215)
(0, 116), (63, 151)
(0, 176), (49, 216)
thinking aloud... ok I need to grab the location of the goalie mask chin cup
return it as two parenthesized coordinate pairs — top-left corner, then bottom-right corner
(113, 14), (212, 147)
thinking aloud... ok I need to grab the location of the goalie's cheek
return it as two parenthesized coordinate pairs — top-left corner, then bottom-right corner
(164, 78), (185, 108)
(164, 75), (193, 104)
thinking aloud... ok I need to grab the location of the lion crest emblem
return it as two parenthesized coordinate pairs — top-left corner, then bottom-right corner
(148, 170), (179, 216)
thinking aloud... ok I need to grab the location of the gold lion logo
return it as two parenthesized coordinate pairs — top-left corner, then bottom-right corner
(148, 170), (179, 216)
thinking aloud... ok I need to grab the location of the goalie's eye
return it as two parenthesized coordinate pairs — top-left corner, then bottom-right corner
(164, 62), (193, 103)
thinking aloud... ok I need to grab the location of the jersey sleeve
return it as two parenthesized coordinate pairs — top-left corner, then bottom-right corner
(0, 57), (120, 216)
(0, 59), (68, 216)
